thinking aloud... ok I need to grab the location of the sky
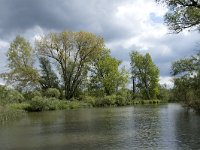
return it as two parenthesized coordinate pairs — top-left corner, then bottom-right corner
(0, 0), (200, 87)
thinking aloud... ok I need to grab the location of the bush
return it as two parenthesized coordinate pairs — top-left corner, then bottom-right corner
(29, 96), (49, 111)
(0, 88), (24, 105)
(48, 99), (68, 110)
(7, 103), (30, 110)
(81, 96), (96, 107)
(28, 96), (69, 111)
(95, 95), (116, 107)
(115, 95), (127, 106)
(45, 88), (60, 98)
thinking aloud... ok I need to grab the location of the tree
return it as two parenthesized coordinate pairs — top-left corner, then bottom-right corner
(36, 31), (105, 100)
(156, 0), (200, 33)
(1, 36), (39, 91)
(171, 52), (200, 103)
(89, 50), (128, 96)
(39, 57), (59, 90)
(130, 51), (159, 99)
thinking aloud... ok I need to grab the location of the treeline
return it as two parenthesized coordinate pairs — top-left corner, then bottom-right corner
(0, 31), (168, 112)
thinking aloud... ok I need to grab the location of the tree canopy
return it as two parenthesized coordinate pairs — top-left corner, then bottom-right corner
(157, 0), (200, 33)
(89, 50), (128, 96)
(36, 31), (106, 99)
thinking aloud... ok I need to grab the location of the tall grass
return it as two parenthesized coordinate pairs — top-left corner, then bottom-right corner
(0, 106), (25, 124)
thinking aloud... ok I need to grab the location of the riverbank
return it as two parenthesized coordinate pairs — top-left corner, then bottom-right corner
(0, 95), (165, 123)
(6, 97), (163, 112)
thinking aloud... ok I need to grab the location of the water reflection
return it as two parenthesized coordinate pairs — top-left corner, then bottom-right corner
(0, 104), (200, 150)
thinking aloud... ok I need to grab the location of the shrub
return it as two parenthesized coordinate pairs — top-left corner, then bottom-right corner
(48, 100), (68, 110)
(32, 91), (42, 97)
(23, 91), (42, 101)
(115, 95), (127, 106)
(95, 95), (116, 107)
(28, 96), (69, 111)
(81, 96), (96, 107)
(7, 103), (30, 110)
(0, 89), (24, 105)
(45, 88), (60, 98)
(29, 96), (49, 111)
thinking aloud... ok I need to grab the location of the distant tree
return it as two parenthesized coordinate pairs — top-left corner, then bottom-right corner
(156, 0), (200, 33)
(89, 50), (128, 95)
(130, 51), (159, 99)
(1, 36), (39, 91)
(39, 57), (59, 89)
(36, 31), (105, 100)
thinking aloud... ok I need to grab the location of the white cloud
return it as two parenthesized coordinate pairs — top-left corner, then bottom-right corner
(159, 76), (174, 88)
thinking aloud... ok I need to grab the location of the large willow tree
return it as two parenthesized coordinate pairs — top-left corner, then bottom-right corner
(36, 31), (105, 99)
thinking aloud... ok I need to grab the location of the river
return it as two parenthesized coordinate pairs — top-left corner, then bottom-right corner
(0, 103), (200, 150)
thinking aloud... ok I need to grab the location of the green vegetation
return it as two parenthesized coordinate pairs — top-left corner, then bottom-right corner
(156, 0), (200, 112)
(130, 51), (160, 100)
(0, 106), (25, 125)
(156, 0), (200, 33)
(0, 31), (170, 123)
(170, 52), (200, 111)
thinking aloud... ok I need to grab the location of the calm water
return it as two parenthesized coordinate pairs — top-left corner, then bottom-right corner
(1, 103), (200, 150)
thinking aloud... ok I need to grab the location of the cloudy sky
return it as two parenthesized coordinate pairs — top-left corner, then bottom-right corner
(0, 0), (200, 87)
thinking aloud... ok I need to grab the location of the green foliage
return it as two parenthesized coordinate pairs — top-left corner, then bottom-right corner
(66, 101), (91, 109)
(27, 96), (91, 111)
(89, 50), (128, 96)
(36, 31), (106, 99)
(80, 96), (96, 107)
(130, 51), (160, 99)
(0, 86), (24, 105)
(115, 95), (127, 106)
(116, 89), (132, 106)
(45, 88), (60, 98)
(39, 57), (59, 89)
(29, 96), (49, 111)
(140, 99), (160, 104)
(7, 90), (25, 103)
(157, 84), (171, 102)
(2, 36), (40, 91)
(7, 103), (30, 110)
(0, 106), (25, 124)
(47, 99), (68, 110)
(171, 52), (200, 104)
(28, 96), (66, 111)
(95, 95), (116, 107)
(22, 90), (42, 102)
(157, 0), (200, 33)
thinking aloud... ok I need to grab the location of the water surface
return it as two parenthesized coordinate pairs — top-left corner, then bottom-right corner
(1, 103), (200, 150)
